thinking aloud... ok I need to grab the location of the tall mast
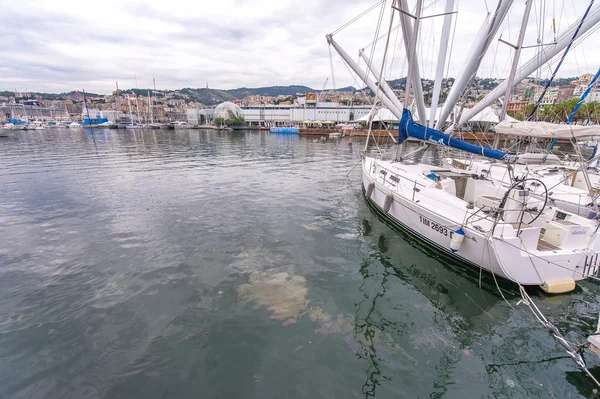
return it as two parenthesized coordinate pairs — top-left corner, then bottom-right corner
(396, 0), (427, 123)
(127, 94), (133, 125)
(152, 77), (156, 124)
(148, 91), (153, 124)
(454, 5), (600, 130)
(499, 0), (534, 122)
(115, 81), (120, 122)
(327, 34), (403, 120)
(428, 0), (455, 128)
(135, 94), (141, 124)
(83, 89), (91, 125)
(358, 48), (403, 116)
(403, 0), (422, 107)
(436, 0), (514, 130)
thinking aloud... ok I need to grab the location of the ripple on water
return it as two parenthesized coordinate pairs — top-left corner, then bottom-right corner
(0, 129), (599, 398)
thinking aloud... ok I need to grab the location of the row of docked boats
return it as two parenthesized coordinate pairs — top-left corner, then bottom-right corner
(0, 121), (193, 131)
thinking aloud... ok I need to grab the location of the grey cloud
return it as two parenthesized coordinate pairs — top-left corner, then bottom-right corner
(0, 0), (598, 94)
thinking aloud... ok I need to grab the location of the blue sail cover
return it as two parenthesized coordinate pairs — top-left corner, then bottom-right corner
(398, 109), (510, 161)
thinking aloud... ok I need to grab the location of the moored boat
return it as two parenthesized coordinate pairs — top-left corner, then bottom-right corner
(361, 109), (600, 293)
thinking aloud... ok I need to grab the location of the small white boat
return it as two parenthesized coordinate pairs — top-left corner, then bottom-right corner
(173, 121), (190, 129)
(30, 121), (46, 130)
(0, 124), (14, 137)
(67, 122), (82, 128)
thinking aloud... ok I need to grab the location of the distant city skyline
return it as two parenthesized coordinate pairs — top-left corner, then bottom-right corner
(1, 0), (599, 94)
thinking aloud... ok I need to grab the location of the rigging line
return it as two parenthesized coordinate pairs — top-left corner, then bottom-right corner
(369, 1), (387, 154)
(362, 0), (444, 50)
(516, 285), (600, 387)
(328, 45), (337, 91)
(444, 0), (459, 85)
(491, 249), (595, 377)
(362, 0), (387, 88)
(368, 1), (395, 157)
(387, 12), (403, 82)
(542, 0), (547, 48)
(341, 57), (363, 90)
(376, 2), (398, 157)
(526, 0), (596, 121)
(331, 0), (385, 36)
(489, 246), (516, 310)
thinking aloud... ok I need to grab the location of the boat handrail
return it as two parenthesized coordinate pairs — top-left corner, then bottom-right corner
(376, 164), (427, 189)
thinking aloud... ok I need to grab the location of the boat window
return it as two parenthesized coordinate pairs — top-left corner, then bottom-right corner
(555, 211), (567, 220)
(379, 170), (387, 176)
(389, 175), (400, 183)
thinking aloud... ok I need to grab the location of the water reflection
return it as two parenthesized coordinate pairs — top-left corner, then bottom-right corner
(1, 129), (599, 398)
(357, 187), (600, 397)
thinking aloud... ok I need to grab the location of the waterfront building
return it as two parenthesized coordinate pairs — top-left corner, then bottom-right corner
(557, 85), (575, 102)
(185, 102), (373, 127)
(506, 101), (527, 113)
(585, 90), (600, 103)
(0, 103), (67, 121)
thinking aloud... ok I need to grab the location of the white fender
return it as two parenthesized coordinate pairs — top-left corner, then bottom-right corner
(450, 228), (465, 253)
(383, 193), (394, 213)
(365, 182), (375, 199)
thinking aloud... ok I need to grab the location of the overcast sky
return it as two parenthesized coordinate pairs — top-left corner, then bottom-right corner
(1, 0), (598, 94)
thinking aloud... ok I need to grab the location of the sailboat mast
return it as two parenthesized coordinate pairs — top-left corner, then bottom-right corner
(437, 0), (514, 131)
(397, 0), (427, 122)
(403, 0), (422, 107)
(147, 91), (152, 124)
(358, 49), (403, 116)
(151, 77), (156, 124)
(499, 0), (534, 122)
(127, 94), (133, 125)
(455, 6), (600, 130)
(83, 89), (91, 125)
(115, 81), (120, 122)
(135, 95), (141, 124)
(326, 34), (403, 121)
(428, 0), (455, 128)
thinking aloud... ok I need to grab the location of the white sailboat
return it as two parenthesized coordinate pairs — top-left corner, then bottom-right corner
(329, 0), (600, 293)
(361, 110), (600, 294)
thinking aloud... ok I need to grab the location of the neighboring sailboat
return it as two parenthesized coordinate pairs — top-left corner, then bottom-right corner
(453, 68), (600, 219)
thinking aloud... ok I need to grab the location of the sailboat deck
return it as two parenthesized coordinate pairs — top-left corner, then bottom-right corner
(537, 240), (560, 251)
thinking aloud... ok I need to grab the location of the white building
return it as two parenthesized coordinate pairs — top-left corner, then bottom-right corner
(186, 103), (373, 126)
(539, 87), (559, 105)
(585, 91), (600, 103)
(186, 108), (214, 125)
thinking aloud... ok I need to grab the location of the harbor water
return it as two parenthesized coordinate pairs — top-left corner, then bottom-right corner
(1, 128), (600, 398)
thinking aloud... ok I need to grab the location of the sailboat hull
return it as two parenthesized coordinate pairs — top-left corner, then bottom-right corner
(361, 156), (599, 290)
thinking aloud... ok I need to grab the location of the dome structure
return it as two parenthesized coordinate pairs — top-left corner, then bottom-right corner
(213, 101), (244, 125)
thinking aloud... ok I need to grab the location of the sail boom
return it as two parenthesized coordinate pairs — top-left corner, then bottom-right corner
(399, 109), (509, 161)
